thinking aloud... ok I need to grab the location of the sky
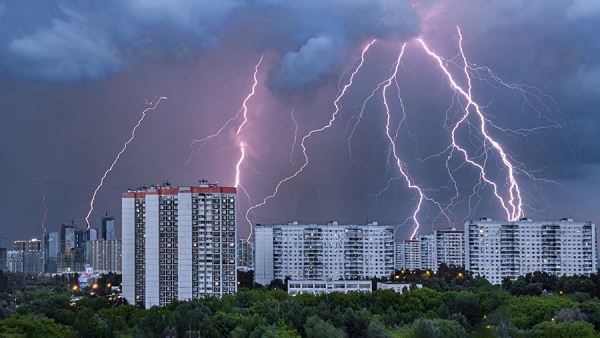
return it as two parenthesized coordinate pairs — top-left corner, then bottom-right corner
(1, 0), (600, 243)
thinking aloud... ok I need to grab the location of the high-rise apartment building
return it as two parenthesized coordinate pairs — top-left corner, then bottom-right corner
(465, 218), (597, 284)
(90, 239), (122, 272)
(435, 227), (465, 268)
(236, 238), (253, 269)
(254, 221), (395, 285)
(395, 227), (465, 271)
(395, 239), (420, 270)
(122, 181), (237, 308)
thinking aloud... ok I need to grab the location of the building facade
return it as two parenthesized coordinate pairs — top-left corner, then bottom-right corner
(236, 238), (253, 270)
(45, 231), (60, 273)
(395, 239), (420, 271)
(6, 250), (22, 273)
(465, 218), (597, 284)
(102, 215), (117, 240)
(11, 238), (43, 274)
(435, 227), (465, 268)
(90, 239), (122, 272)
(288, 280), (372, 295)
(395, 227), (465, 272)
(122, 181), (237, 308)
(254, 221), (395, 285)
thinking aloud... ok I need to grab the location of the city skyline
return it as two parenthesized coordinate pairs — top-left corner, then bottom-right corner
(2, 1), (600, 244)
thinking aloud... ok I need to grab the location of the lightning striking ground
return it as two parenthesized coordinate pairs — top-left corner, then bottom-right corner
(85, 97), (167, 229)
(244, 39), (377, 241)
(381, 43), (451, 239)
(417, 27), (524, 221)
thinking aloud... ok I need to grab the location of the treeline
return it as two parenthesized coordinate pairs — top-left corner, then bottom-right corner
(2, 268), (600, 337)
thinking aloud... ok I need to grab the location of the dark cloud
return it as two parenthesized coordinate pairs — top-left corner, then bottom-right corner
(2, 0), (600, 243)
(0, 0), (419, 86)
(0, 0), (242, 81)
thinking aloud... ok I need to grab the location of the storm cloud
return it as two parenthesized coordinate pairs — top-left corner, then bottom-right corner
(1, 0), (600, 242)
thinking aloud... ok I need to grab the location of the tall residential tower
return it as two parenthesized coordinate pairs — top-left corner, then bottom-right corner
(122, 181), (237, 308)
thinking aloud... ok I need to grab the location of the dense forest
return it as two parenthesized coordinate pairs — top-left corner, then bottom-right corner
(2, 266), (600, 337)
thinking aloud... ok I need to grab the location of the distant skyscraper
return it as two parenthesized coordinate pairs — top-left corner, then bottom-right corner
(6, 250), (22, 273)
(13, 240), (26, 252)
(254, 221), (395, 286)
(122, 181), (237, 308)
(10, 238), (43, 274)
(0, 247), (6, 271)
(102, 215), (116, 240)
(44, 231), (60, 273)
(465, 218), (597, 284)
(58, 223), (96, 273)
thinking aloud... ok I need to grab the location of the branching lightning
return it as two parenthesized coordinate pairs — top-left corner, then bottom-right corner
(186, 55), (264, 165)
(381, 43), (451, 239)
(85, 97), (167, 229)
(417, 27), (524, 221)
(244, 39), (377, 241)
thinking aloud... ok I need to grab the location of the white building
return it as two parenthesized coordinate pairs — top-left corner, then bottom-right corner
(254, 221), (395, 285)
(377, 282), (423, 293)
(419, 235), (436, 271)
(396, 227), (465, 272)
(435, 227), (465, 268)
(395, 239), (420, 270)
(90, 239), (122, 273)
(236, 238), (253, 270)
(288, 280), (372, 295)
(465, 218), (597, 284)
(122, 181), (237, 308)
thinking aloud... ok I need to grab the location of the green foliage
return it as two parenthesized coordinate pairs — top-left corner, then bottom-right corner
(529, 320), (598, 337)
(0, 314), (75, 338)
(504, 295), (575, 329)
(3, 271), (600, 336)
(304, 315), (346, 338)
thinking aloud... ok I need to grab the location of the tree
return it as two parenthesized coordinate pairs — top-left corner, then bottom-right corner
(0, 314), (75, 338)
(443, 292), (482, 325)
(555, 308), (587, 323)
(529, 320), (597, 337)
(413, 318), (441, 338)
(304, 315), (345, 338)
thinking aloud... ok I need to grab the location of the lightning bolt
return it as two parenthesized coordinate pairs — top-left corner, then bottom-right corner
(289, 107), (298, 162)
(244, 39), (377, 241)
(85, 96), (167, 229)
(234, 142), (246, 188)
(346, 79), (386, 161)
(186, 55), (264, 165)
(417, 27), (524, 221)
(36, 172), (48, 235)
(381, 43), (451, 239)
